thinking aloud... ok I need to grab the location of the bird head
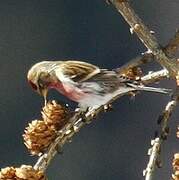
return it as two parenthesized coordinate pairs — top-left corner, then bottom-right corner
(27, 61), (57, 99)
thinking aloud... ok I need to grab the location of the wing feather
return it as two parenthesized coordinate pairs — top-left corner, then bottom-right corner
(58, 61), (100, 82)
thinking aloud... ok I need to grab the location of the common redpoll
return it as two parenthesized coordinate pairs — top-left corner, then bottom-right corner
(27, 60), (171, 109)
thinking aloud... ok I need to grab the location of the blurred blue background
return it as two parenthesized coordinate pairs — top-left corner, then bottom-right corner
(0, 0), (178, 179)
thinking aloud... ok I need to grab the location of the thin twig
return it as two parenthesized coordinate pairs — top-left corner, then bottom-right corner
(109, 0), (179, 77)
(141, 69), (169, 85)
(143, 87), (179, 180)
(117, 30), (179, 75)
(143, 138), (160, 180)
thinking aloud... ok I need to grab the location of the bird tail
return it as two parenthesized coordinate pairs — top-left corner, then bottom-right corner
(127, 83), (172, 94)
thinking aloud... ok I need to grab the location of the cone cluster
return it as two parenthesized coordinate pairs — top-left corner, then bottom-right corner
(0, 165), (46, 180)
(172, 153), (179, 180)
(23, 100), (70, 155)
(123, 67), (143, 80)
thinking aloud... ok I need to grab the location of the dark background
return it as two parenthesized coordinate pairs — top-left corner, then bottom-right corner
(0, 0), (178, 179)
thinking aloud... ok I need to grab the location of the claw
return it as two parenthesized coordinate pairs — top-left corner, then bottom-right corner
(104, 104), (113, 112)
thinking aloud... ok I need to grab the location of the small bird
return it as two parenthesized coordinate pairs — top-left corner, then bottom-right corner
(27, 60), (171, 109)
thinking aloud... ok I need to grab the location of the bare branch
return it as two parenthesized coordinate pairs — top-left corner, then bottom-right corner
(109, 0), (179, 77)
(118, 30), (179, 75)
(143, 87), (179, 180)
(143, 138), (160, 180)
(141, 69), (169, 85)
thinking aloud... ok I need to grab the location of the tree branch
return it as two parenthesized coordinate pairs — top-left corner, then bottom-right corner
(143, 87), (179, 180)
(117, 30), (179, 75)
(143, 138), (160, 180)
(109, 0), (179, 77)
(141, 69), (169, 85)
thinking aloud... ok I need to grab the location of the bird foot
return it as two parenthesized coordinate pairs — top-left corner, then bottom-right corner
(104, 104), (113, 112)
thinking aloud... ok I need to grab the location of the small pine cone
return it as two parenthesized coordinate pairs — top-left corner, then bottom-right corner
(172, 153), (179, 180)
(124, 67), (143, 80)
(15, 165), (47, 180)
(0, 166), (16, 179)
(0, 165), (47, 180)
(23, 120), (57, 155)
(173, 154), (179, 171)
(172, 171), (179, 180)
(42, 100), (70, 130)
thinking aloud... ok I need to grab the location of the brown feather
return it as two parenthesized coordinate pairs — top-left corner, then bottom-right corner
(59, 61), (100, 82)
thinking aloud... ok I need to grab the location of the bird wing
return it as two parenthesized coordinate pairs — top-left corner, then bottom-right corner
(78, 69), (124, 94)
(57, 61), (101, 82)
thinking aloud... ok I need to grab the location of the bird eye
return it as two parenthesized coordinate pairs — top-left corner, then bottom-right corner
(28, 80), (38, 90)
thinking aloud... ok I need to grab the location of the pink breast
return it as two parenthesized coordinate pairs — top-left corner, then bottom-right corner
(49, 82), (86, 102)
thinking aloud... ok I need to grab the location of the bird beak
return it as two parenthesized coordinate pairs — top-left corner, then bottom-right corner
(39, 88), (48, 105)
